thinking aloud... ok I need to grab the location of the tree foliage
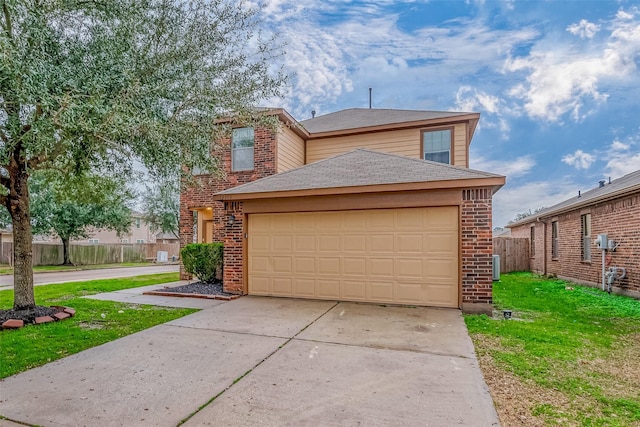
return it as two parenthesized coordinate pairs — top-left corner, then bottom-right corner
(0, 0), (286, 309)
(141, 181), (179, 239)
(509, 207), (548, 224)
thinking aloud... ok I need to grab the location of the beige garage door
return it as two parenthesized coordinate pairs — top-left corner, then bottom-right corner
(248, 207), (459, 307)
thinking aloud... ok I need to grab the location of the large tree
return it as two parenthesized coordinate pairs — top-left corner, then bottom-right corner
(0, 0), (285, 310)
(30, 172), (133, 265)
(141, 181), (179, 239)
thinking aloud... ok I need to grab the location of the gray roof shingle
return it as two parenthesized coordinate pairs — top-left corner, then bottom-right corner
(508, 169), (640, 227)
(300, 108), (475, 134)
(216, 149), (504, 197)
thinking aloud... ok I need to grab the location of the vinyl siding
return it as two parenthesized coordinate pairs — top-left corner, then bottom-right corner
(306, 124), (468, 166)
(277, 126), (305, 173)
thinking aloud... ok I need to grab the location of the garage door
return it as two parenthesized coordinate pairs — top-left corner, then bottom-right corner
(248, 207), (459, 307)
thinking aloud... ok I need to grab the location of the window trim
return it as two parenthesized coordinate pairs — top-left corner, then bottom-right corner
(231, 126), (255, 172)
(581, 213), (591, 262)
(530, 225), (535, 258)
(551, 220), (559, 260)
(421, 126), (454, 165)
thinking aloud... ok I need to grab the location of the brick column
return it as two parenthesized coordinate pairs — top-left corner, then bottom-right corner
(461, 188), (493, 314)
(222, 201), (244, 294)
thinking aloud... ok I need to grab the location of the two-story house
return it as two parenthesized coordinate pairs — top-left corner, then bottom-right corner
(180, 108), (505, 313)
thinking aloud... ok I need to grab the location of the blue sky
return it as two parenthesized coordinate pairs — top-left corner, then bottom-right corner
(258, 0), (640, 227)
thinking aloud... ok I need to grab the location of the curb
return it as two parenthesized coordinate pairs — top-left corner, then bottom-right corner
(142, 290), (240, 301)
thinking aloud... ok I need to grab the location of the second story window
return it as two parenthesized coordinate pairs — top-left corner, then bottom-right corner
(423, 129), (452, 164)
(136, 218), (141, 229)
(232, 127), (255, 171)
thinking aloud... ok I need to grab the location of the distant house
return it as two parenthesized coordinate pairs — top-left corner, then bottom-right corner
(155, 232), (179, 244)
(507, 170), (640, 299)
(85, 211), (156, 244)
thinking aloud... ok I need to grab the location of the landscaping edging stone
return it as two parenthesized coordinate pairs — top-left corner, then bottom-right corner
(1, 306), (75, 330)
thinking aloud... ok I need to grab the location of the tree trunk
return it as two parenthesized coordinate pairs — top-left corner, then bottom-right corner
(62, 237), (72, 265)
(10, 170), (36, 310)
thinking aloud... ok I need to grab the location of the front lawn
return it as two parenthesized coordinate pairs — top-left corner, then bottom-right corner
(465, 272), (640, 426)
(0, 273), (196, 379)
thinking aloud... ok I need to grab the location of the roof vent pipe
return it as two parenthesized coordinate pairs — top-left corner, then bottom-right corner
(599, 180), (606, 188)
(369, 88), (372, 109)
(609, 176), (611, 184)
(578, 190), (581, 198)
(311, 110), (316, 118)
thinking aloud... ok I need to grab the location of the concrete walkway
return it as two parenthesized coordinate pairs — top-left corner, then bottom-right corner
(0, 293), (499, 426)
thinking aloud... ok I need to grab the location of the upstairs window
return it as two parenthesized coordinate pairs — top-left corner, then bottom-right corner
(423, 129), (452, 164)
(232, 127), (255, 171)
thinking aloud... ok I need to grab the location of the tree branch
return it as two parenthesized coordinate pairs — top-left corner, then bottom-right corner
(28, 141), (65, 170)
(0, 193), (8, 210)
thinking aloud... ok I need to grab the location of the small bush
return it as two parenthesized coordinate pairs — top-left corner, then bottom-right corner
(180, 243), (223, 283)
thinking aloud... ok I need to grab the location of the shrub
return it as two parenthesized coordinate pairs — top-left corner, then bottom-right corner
(180, 243), (223, 283)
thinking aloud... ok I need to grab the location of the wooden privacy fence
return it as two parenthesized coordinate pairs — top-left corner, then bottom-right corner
(493, 237), (530, 273)
(0, 242), (181, 266)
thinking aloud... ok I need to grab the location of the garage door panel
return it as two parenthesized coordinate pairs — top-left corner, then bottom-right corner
(272, 278), (293, 295)
(368, 258), (394, 277)
(248, 207), (459, 308)
(294, 257), (316, 274)
(368, 281), (394, 301)
(368, 234), (394, 253)
(318, 280), (340, 298)
(343, 257), (366, 276)
(342, 280), (367, 300)
(396, 234), (423, 253)
(343, 234), (367, 252)
(319, 235), (341, 252)
(251, 277), (270, 294)
(318, 257), (340, 275)
(294, 279), (316, 297)
(272, 256), (292, 274)
(294, 235), (316, 252)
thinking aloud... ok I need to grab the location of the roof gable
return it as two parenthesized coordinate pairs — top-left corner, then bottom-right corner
(216, 149), (504, 200)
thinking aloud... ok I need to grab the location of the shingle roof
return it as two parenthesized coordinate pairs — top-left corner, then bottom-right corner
(300, 108), (475, 134)
(507, 169), (640, 227)
(216, 149), (504, 197)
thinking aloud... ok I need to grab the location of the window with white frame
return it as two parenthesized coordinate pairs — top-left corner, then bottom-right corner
(136, 239), (145, 243)
(88, 239), (99, 244)
(423, 129), (452, 164)
(551, 221), (559, 259)
(232, 127), (255, 171)
(581, 213), (591, 261)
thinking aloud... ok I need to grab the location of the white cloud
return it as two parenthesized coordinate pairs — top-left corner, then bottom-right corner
(455, 86), (510, 138)
(567, 19), (601, 39)
(470, 154), (535, 178)
(604, 136), (640, 178)
(504, 8), (640, 122)
(562, 149), (595, 170)
(493, 181), (578, 227)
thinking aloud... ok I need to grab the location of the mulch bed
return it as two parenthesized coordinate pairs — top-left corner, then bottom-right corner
(143, 280), (240, 301)
(1, 305), (75, 330)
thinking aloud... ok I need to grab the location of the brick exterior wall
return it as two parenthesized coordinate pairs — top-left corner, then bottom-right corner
(510, 193), (639, 298)
(179, 126), (276, 281)
(461, 188), (494, 311)
(222, 201), (244, 293)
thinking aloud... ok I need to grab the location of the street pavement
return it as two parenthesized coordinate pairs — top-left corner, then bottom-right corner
(0, 264), (179, 289)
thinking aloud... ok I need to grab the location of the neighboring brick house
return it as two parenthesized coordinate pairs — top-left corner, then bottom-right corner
(508, 170), (640, 299)
(181, 108), (505, 313)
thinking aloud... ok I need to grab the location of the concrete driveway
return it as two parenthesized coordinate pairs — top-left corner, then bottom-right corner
(0, 297), (499, 427)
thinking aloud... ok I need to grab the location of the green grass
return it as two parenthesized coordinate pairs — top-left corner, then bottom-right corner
(0, 262), (156, 275)
(0, 273), (196, 379)
(465, 272), (640, 426)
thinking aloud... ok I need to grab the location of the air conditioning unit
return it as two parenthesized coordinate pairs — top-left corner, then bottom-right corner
(492, 255), (500, 281)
